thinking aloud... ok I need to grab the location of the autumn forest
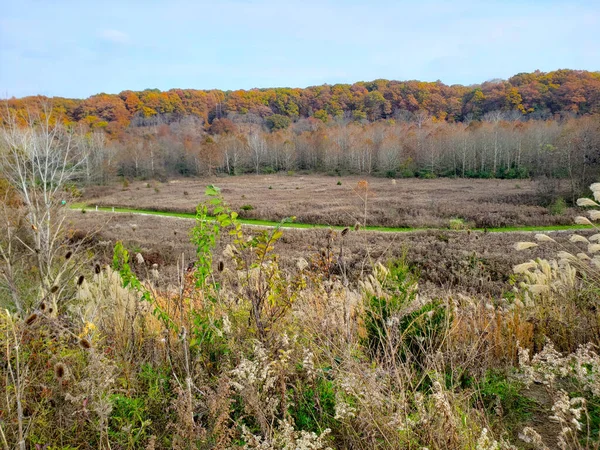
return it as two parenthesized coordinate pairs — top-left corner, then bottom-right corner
(3, 69), (600, 196)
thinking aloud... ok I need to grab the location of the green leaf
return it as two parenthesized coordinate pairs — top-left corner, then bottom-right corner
(205, 185), (221, 196)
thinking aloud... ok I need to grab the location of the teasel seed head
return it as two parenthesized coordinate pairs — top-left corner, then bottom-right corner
(94, 263), (101, 274)
(25, 313), (38, 326)
(54, 362), (68, 381)
(354, 223), (360, 231)
(77, 275), (85, 286)
(50, 285), (59, 293)
(79, 338), (92, 350)
(65, 251), (72, 260)
(341, 227), (349, 237)
(218, 261), (224, 272)
(40, 302), (47, 312)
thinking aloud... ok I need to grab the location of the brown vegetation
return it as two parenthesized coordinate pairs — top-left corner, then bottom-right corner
(83, 175), (579, 228)
(66, 207), (586, 298)
(3, 106), (600, 448)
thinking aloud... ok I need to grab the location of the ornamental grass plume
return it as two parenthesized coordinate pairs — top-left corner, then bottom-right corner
(575, 216), (593, 226)
(535, 234), (556, 243)
(569, 234), (589, 244)
(135, 252), (145, 265)
(577, 198), (599, 207)
(514, 242), (538, 250)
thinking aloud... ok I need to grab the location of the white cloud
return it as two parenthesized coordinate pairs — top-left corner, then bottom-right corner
(98, 28), (130, 44)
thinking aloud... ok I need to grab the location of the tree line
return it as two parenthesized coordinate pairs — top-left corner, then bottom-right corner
(4, 69), (600, 136)
(106, 113), (597, 198)
(1, 69), (600, 200)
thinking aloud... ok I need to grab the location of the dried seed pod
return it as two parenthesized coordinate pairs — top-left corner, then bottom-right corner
(54, 362), (68, 380)
(25, 313), (38, 326)
(77, 275), (85, 286)
(218, 261), (224, 272)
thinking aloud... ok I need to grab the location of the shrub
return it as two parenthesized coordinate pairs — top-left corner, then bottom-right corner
(449, 218), (467, 230)
(362, 260), (448, 363)
(548, 197), (566, 215)
(240, 204), (254, 211)
(477, 370), (536, 432)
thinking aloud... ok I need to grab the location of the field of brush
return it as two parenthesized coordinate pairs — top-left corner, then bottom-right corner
(70, 175), (587, 298)
(68, 207), (589, 298)
(80, 175), (578, 229)
(6, 174), (600, 448)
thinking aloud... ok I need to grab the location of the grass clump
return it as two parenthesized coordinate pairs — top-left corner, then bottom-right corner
(449, 217), (468, 230)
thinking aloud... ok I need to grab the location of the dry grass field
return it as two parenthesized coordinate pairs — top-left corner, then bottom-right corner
(68, 208), (585, 297)
(82, 175), (577, 228)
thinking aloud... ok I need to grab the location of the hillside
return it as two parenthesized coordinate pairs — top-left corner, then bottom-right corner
(5, 69), (600, 136)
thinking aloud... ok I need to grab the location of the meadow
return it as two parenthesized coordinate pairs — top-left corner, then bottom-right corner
(82, 175), (577, 229)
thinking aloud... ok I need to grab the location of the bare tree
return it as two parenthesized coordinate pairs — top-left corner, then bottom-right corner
(248, 130), (267, 174)
(0, 104), (85, 315)
(78, 127), (111, 184)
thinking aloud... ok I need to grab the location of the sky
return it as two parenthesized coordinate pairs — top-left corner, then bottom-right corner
(1, 0), (599, 99)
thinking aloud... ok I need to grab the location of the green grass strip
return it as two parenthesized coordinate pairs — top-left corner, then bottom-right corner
(72, 204), (593, 234)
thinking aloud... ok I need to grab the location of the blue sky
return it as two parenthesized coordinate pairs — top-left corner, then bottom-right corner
(1, 0), (598, 98)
